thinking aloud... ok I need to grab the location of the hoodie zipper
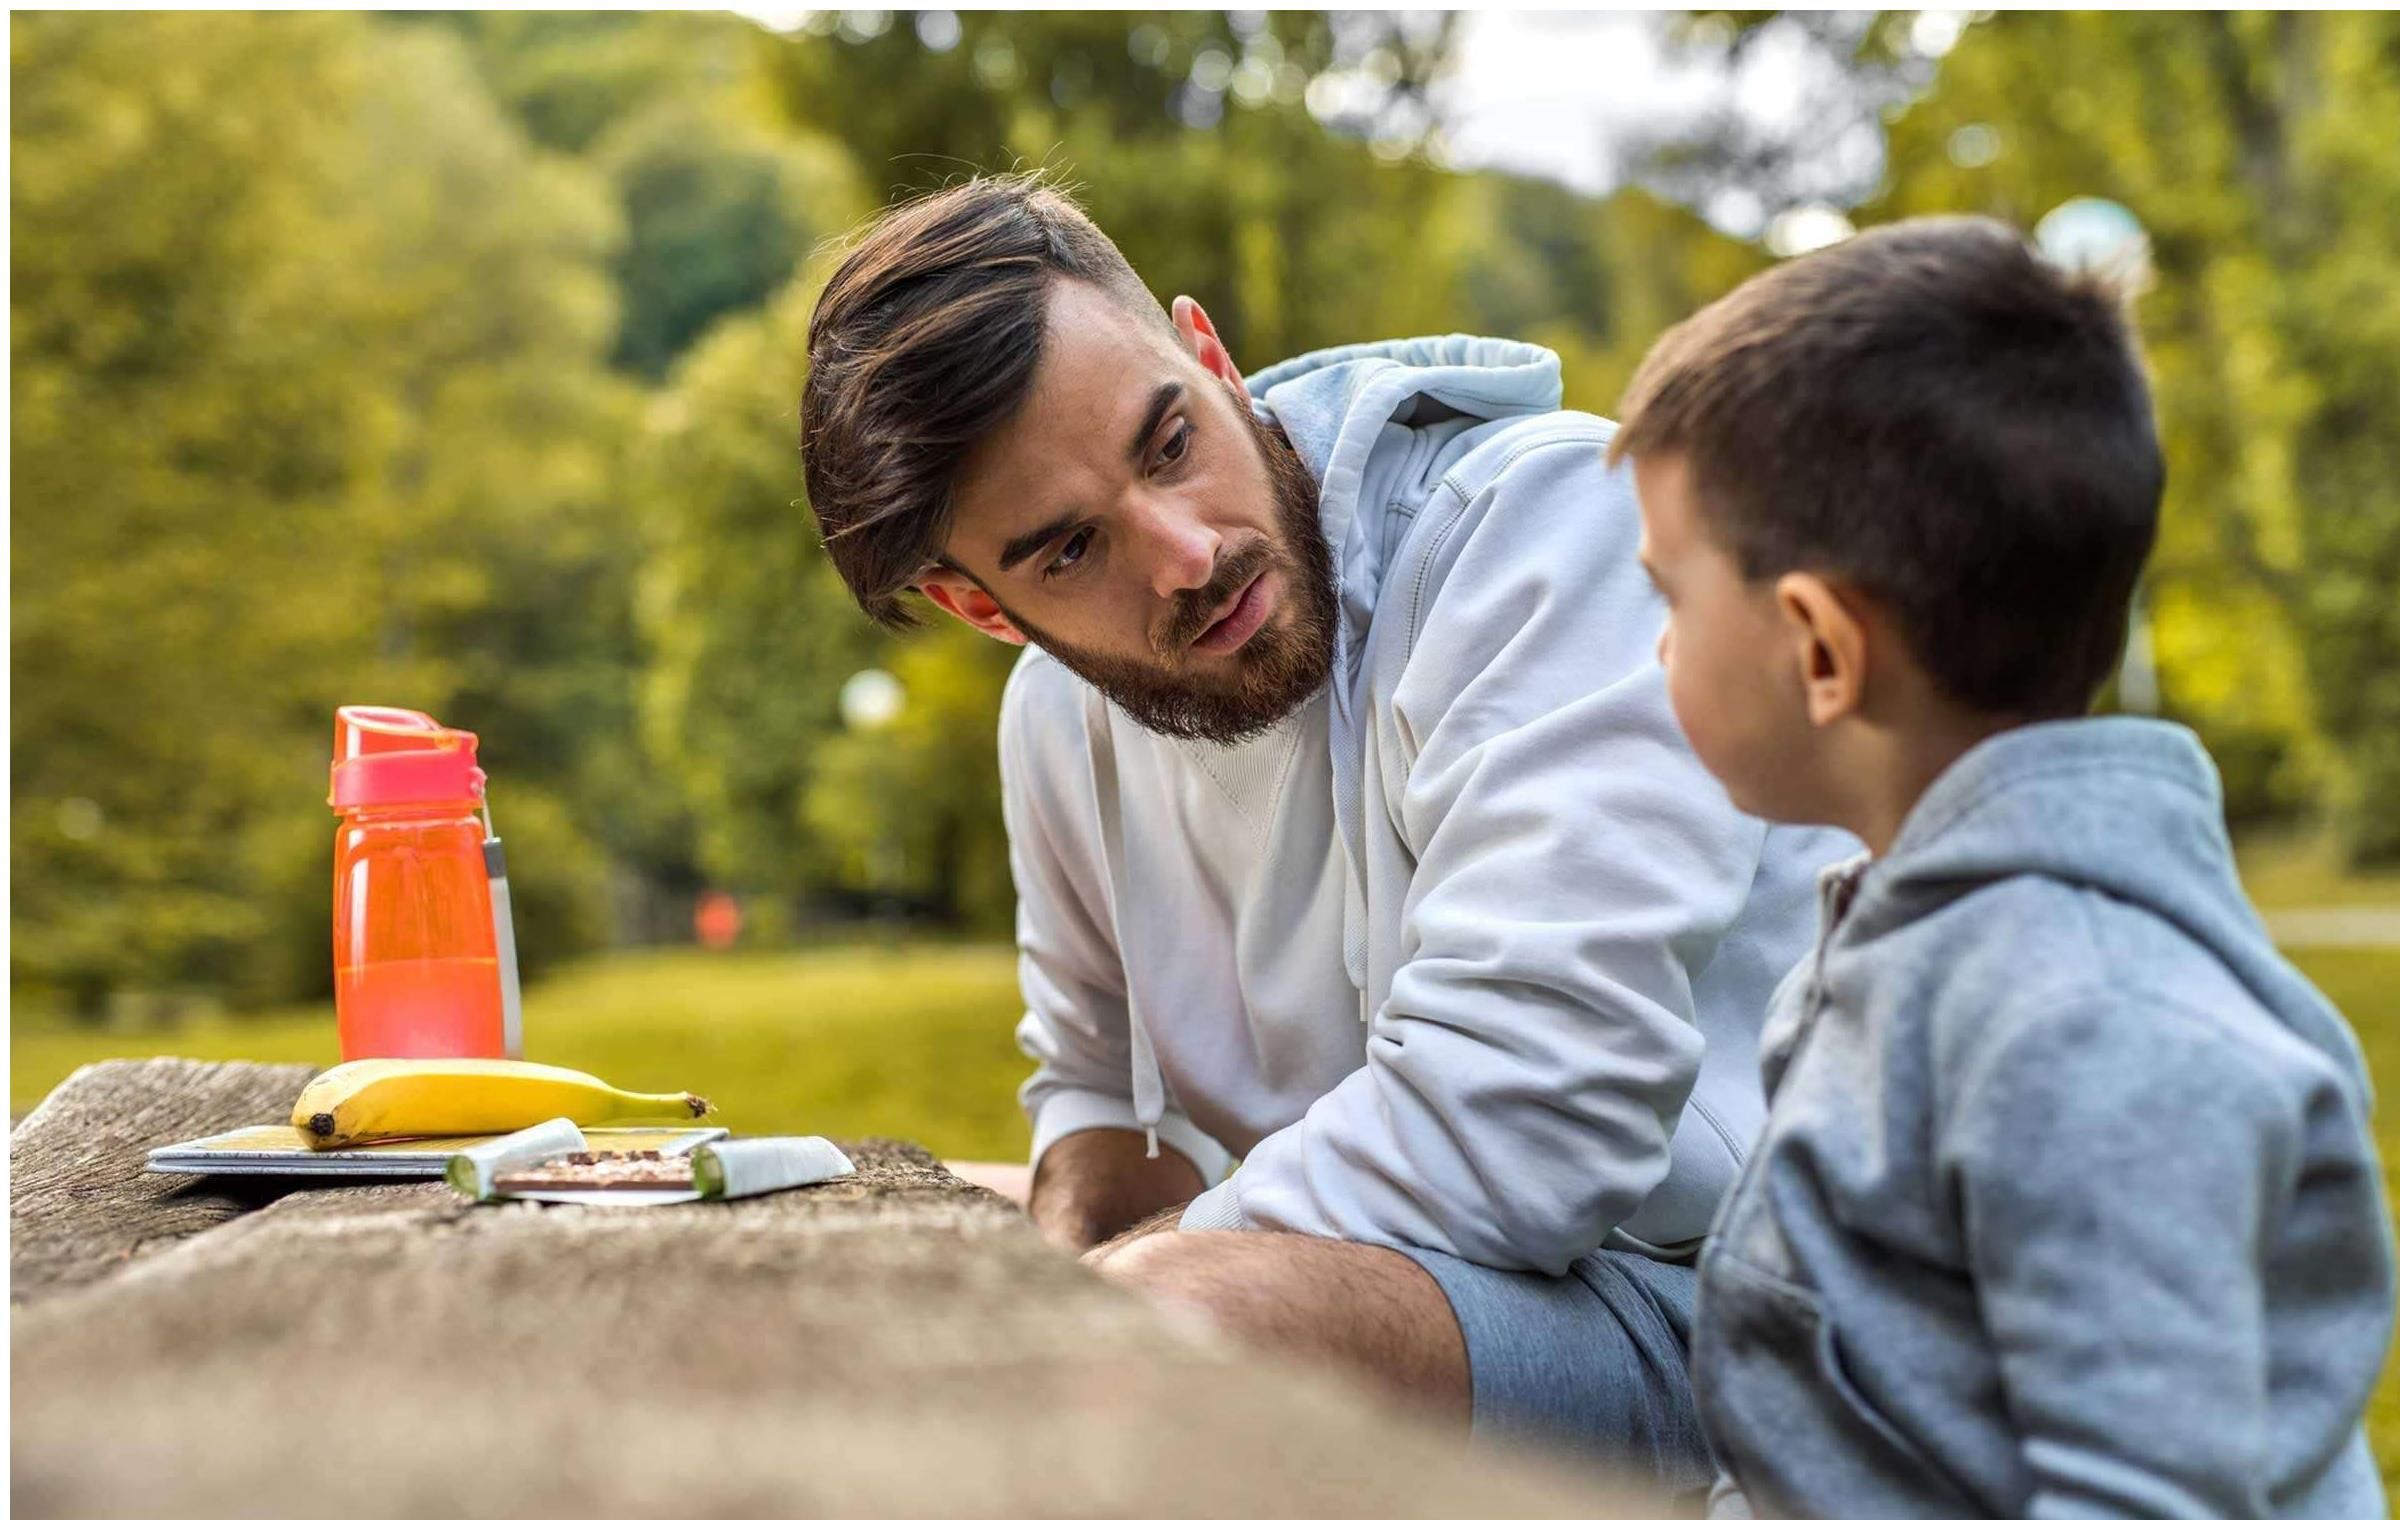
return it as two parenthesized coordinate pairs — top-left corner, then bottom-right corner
(1702, 859), (1864, 1503)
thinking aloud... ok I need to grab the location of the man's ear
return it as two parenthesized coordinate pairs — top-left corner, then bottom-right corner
(1774, 571), (1868, 728)
(919, 567), (1028, 646)
(1171, 295), (1245, 392)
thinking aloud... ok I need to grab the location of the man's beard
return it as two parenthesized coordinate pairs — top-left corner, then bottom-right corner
(1000, 394), (1338, 746)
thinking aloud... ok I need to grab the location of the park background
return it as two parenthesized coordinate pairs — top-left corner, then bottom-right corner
(11, 7), (2399, 1484)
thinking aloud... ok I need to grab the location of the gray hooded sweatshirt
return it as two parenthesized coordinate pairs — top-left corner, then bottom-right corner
(1698, 718), (2394, 1519)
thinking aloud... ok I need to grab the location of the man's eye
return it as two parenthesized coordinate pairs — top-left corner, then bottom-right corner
(1158, 420), (1193, 467)
(1044, 527), (1094, 578)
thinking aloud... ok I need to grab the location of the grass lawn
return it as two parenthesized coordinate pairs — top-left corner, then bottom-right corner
(10, 942), (1035, 1161)
(12, 839), (2400, 1492)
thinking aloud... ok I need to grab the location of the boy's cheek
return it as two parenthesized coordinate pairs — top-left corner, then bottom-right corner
(1665, 659), (1767, 808)
(1662, 664), (1720, 764)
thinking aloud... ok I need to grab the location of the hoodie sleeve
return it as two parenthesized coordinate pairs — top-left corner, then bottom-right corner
(1180, 432), (1766, 1272)
(1939, 988), (2371, 1520)
(1001, 654), (1233, 1185)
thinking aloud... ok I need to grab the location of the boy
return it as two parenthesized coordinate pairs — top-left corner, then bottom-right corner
(1614, 216), (2394, 1517)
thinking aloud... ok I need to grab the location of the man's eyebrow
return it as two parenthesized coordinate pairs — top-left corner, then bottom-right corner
(1127, 380), (1183, 467)
(992, 381), (1186, 574)
(997, 510), (1083, 574)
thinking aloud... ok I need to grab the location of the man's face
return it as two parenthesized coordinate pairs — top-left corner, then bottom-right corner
(933, 280), (1336, 745)
(1633, 452), (1820, 821)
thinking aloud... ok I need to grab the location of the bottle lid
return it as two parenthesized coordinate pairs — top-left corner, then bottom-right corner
(329, 706), (486, 811)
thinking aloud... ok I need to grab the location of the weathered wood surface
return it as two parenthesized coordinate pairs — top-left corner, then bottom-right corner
(9, 1057), (324, 1303)
(11, 1059), (1673, 1520)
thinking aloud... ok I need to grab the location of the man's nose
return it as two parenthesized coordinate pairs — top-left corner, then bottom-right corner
(1129, 496), (1220, 599)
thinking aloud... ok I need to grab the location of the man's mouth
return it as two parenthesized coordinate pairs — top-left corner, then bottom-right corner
(1190, 570), (1275, 655)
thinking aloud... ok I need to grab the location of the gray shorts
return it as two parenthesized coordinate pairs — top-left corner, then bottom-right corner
(1393, 1244), (1713, 1495)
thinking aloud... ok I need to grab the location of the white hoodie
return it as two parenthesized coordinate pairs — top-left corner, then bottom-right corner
(1003, 336), (1851, 1272)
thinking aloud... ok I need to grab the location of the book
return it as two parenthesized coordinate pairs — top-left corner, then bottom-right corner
(145, 1124), (729, 1179)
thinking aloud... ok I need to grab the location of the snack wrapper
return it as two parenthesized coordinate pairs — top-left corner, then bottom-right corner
(444, 1118), (588, 1200)
(692, 1136), (855, 1199)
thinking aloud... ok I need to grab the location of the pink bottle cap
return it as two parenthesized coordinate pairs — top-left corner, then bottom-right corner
(329, 706), (487, 810)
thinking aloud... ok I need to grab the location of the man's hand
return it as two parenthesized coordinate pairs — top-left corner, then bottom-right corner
(1028, 1128), (1203, 1252)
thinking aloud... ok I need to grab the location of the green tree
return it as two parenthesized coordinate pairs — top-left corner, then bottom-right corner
(1865, 12), (2400, 854)
(422, 11), (863, 383)
(12, 13), (635, 1011)
(631, 269), (885, 909)
(595, 103), (864, 378)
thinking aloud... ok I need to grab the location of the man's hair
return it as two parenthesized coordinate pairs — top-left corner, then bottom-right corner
(801, 173), (1165, 629)
(1612, 215), (2163, 718)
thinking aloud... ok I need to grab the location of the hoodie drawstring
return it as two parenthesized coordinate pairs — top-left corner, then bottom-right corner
(1130, 1003), (1165, 1159)
(1084, 692), (1169, 1159)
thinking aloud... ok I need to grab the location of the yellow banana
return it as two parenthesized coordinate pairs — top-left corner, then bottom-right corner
(291, 1058), (712, 1149)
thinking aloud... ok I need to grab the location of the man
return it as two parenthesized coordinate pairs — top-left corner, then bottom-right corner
(799, 174), (1847, 1486)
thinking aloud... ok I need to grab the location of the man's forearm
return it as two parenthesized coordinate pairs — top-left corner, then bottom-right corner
(1028, 1127), (1204, 1251)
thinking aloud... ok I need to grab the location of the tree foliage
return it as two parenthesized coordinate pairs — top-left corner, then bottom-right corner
(18, 10), (2399, 1016)
(13, 12), (634, 1011)
(1867, 13), (2400, 853)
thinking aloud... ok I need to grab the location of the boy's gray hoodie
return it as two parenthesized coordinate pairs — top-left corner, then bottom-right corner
(1697, 718), (2394, 1518)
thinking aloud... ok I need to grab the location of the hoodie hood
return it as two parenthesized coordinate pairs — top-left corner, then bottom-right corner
(1250, 335), (1563, 652)
(1241, 336), (1567, 1010)
(1836, 717), (2371, 1103)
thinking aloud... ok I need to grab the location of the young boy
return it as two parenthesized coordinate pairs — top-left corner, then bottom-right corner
(1614, 216), (2395, 1518)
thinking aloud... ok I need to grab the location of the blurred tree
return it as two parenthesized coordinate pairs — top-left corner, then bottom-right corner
(1628, 11), (1938, 238)
(405, 11), (758, 156)
(759, 11), (1468, 359)
(630, 269), (884, 910)
(1452, 173), (1772, 416)
(1865, 12), (2400, 855)
(594, 103), (865, 377)
(1639, 12), (2400, 855)
(802, 625), (1022, 931)
(12, 13), (633, 1012)
(422, 11), (863, 381)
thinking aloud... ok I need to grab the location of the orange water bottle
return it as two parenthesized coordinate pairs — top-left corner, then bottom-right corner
(329, 706), (522, 1061)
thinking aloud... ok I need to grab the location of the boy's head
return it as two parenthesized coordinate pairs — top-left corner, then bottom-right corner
(801, 174), (1336, 746)
(1613, 215), (2162, 829)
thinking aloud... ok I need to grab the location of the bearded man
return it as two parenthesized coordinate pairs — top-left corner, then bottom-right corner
(798, 175), (1848, 1488)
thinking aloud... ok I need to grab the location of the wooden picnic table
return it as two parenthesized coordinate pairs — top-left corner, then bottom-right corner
(10, 1058), (1674, 1519)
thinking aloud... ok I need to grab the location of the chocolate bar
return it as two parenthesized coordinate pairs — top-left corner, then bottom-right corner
(492, 1150), (696, 1193)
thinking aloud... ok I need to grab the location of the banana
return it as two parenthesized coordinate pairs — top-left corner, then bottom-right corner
(291, 1058), (712, 1149)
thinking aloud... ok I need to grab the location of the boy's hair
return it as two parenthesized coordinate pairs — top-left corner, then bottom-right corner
(1612, 216), (2162, 718)
(801, 173), (1165, 629)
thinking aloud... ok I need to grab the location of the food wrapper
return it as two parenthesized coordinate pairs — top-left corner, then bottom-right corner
(692, 1136), (855, 1199)
(444, 1118), (588, 1200)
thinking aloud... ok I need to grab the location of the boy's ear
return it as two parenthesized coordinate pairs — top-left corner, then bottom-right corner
(919, 568), (1028, 646)
(1171, 295), (1245, 392)
(1774, 572), (1868, 727)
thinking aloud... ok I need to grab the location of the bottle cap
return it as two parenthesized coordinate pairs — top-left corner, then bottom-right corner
(329, 706), (487, 811)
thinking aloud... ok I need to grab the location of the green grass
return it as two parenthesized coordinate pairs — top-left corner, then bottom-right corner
(2237, 831), (2400, 913)
(10, 943), (1034, 1161)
